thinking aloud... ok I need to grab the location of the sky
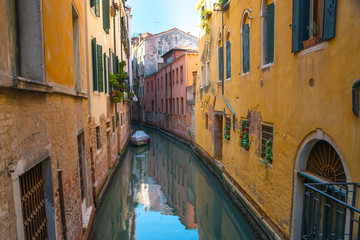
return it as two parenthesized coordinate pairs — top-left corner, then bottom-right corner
(127, 0), (201, 38)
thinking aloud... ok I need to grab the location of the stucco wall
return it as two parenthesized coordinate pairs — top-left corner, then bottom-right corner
(195, 0), (360, 238)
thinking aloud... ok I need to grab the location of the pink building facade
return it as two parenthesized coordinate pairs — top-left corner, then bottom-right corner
(144, 47), (198, 141)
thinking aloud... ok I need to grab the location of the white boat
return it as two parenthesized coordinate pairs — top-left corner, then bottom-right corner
(131, 130), (150, 146)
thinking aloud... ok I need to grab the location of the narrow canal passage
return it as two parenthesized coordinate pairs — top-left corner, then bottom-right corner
(90, 126), (259, 240)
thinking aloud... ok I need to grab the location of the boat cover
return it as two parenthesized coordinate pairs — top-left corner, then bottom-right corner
(131, 130), (150, 142)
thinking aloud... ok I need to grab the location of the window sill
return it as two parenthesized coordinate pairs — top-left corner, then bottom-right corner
(14, 77), (53, 93)
(205, 83), (209, 87)
(93, 91), (99, 95)
(239, 147), (249, 154)
(261, 62), (274, 70)
(225, 78), (231, 82)
(216, 80), (222, 84)
(200, 86), (204, 89)
(224, 139), (230, 143)
(298, 42), (328, 57)
(258, 158), (273, 169)
(241, 72), (250, 77)
(97, 149), (102, 155)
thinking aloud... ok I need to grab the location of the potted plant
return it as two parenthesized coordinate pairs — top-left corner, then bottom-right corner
(224, 126), (230, 140)
(215, 0), (229, 11)
(303, 21), (322, 49)
(129, 91), (135, 100)
(110, 61), (128, 103)
(262, 139), (273, 180)
(240, 120), (250, 150)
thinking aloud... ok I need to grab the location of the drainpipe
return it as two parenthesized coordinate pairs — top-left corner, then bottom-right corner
(220, 6), (235, 131)
(353, 79), (360, 117)
(58, 169), (67, 240)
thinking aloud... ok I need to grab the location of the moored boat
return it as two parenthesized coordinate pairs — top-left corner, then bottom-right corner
(131, 130), (150, 146)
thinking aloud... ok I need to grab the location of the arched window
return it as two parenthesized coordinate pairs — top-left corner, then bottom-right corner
(225, 30), (231, 79)
(261, 1), (275, 66)
(217, 30), (223, 81)
(241, 10), (251, 73)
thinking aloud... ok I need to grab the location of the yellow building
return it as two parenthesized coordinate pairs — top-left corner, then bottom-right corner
(195, 0), (360, 238)
(86, 0), (132, 199)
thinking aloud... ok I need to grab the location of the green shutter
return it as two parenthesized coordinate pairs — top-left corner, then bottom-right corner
(300, 0), (310, 42)
(266, 3), (275, 63)
(90, 0), (95, 7)
(102, 0), (110, 34)
(226, 41), (231, 79)
(91, 38), (98, 91)
(104, 53), (107, 93)
(292, 0), (302, 52)
(95, 0), (100, 17)
(323, 0), (337, 41)
(97, 45), (103, 92)
(242, 24), (250, 73)
(218, 47), (223, 80)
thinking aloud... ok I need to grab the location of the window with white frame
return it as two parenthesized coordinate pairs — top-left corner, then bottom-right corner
(225, 31), (231, 79)
(261, 1), (275, 66)
(205, 61), (209, 86)
(200, 65), (204, 87)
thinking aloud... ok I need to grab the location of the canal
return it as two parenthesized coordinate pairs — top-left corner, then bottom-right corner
(90, 126), (260, 240)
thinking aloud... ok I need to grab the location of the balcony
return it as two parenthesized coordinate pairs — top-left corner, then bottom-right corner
(302, 182), (360, 240)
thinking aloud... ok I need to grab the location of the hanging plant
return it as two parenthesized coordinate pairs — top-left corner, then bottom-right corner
(224, 125), (230, 140)
(110, 61), (128, 103)
(262, 139), (273, 180)
(240, 120), (250, 150)
(201, 8), (211, 42)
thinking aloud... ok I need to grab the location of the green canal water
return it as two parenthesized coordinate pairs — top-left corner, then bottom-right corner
(89, 126), (259, 240)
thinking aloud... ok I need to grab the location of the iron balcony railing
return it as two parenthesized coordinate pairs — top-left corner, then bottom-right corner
(302, 182), (360, 240)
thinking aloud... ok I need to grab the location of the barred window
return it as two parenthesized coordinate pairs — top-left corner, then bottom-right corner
(261, 124), (273, 164)
(224, 116), (231, 140)
(96, 126), (101, 149)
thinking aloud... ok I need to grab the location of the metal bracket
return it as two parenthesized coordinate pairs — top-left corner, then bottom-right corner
(352, 79), (360, 117)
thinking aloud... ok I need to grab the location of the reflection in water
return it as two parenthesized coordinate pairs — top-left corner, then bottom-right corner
(90, 127), (258, 240)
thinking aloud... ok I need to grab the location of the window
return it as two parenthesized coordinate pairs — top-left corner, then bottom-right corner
(112, 116), (115, 132)
(224, 116), (231, 140)
(261, 124), (273, 164)
(103, 54), (110, 93)
(177, 98), (179, 115)
(152, 100), (154, 112)
(158, 78), (160, 90)
(151, 81), (153, 92)
(240, 119), (250, 150)
(19, 163), (49, 239)
(92, 0), (100, 17)
(173, 98), (175, 114)
(166, 99), (168, 113)
(292, 0), (337, 52)
(176, 68), (179, 84)
(218, 31), (223, 81)
(200, 65), (204, 87)
(16, 0), (44, 82)
(161, 99), (164, 112)
(205, 61), (209, 86)
(102, 0), (110, 33)
(242, 13), (250, 73)
(205, 113), (208, 130)
(261, 2), (275, 65)
(181, 97), (184, 115)
(77, 133), (86, 201)
(161, 76), (163, 89)
(96, 126), (101, 149)
(226, 31), (231, 79)
(180, 66), (184, 83)
(91, 39), (104, 91)
(72, 6), (81, 91)
(172, 70), (175, 85)
(157, 45), (163, 55)
(147, 82), (149, 92)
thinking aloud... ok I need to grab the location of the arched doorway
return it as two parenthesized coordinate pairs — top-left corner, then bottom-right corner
(290, 130), (351, 239)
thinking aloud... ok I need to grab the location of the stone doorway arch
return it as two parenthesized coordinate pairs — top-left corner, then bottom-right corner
(290, 129), (351, 239)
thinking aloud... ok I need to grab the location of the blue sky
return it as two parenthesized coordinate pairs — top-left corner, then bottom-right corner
(128, 0), (200, 37)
